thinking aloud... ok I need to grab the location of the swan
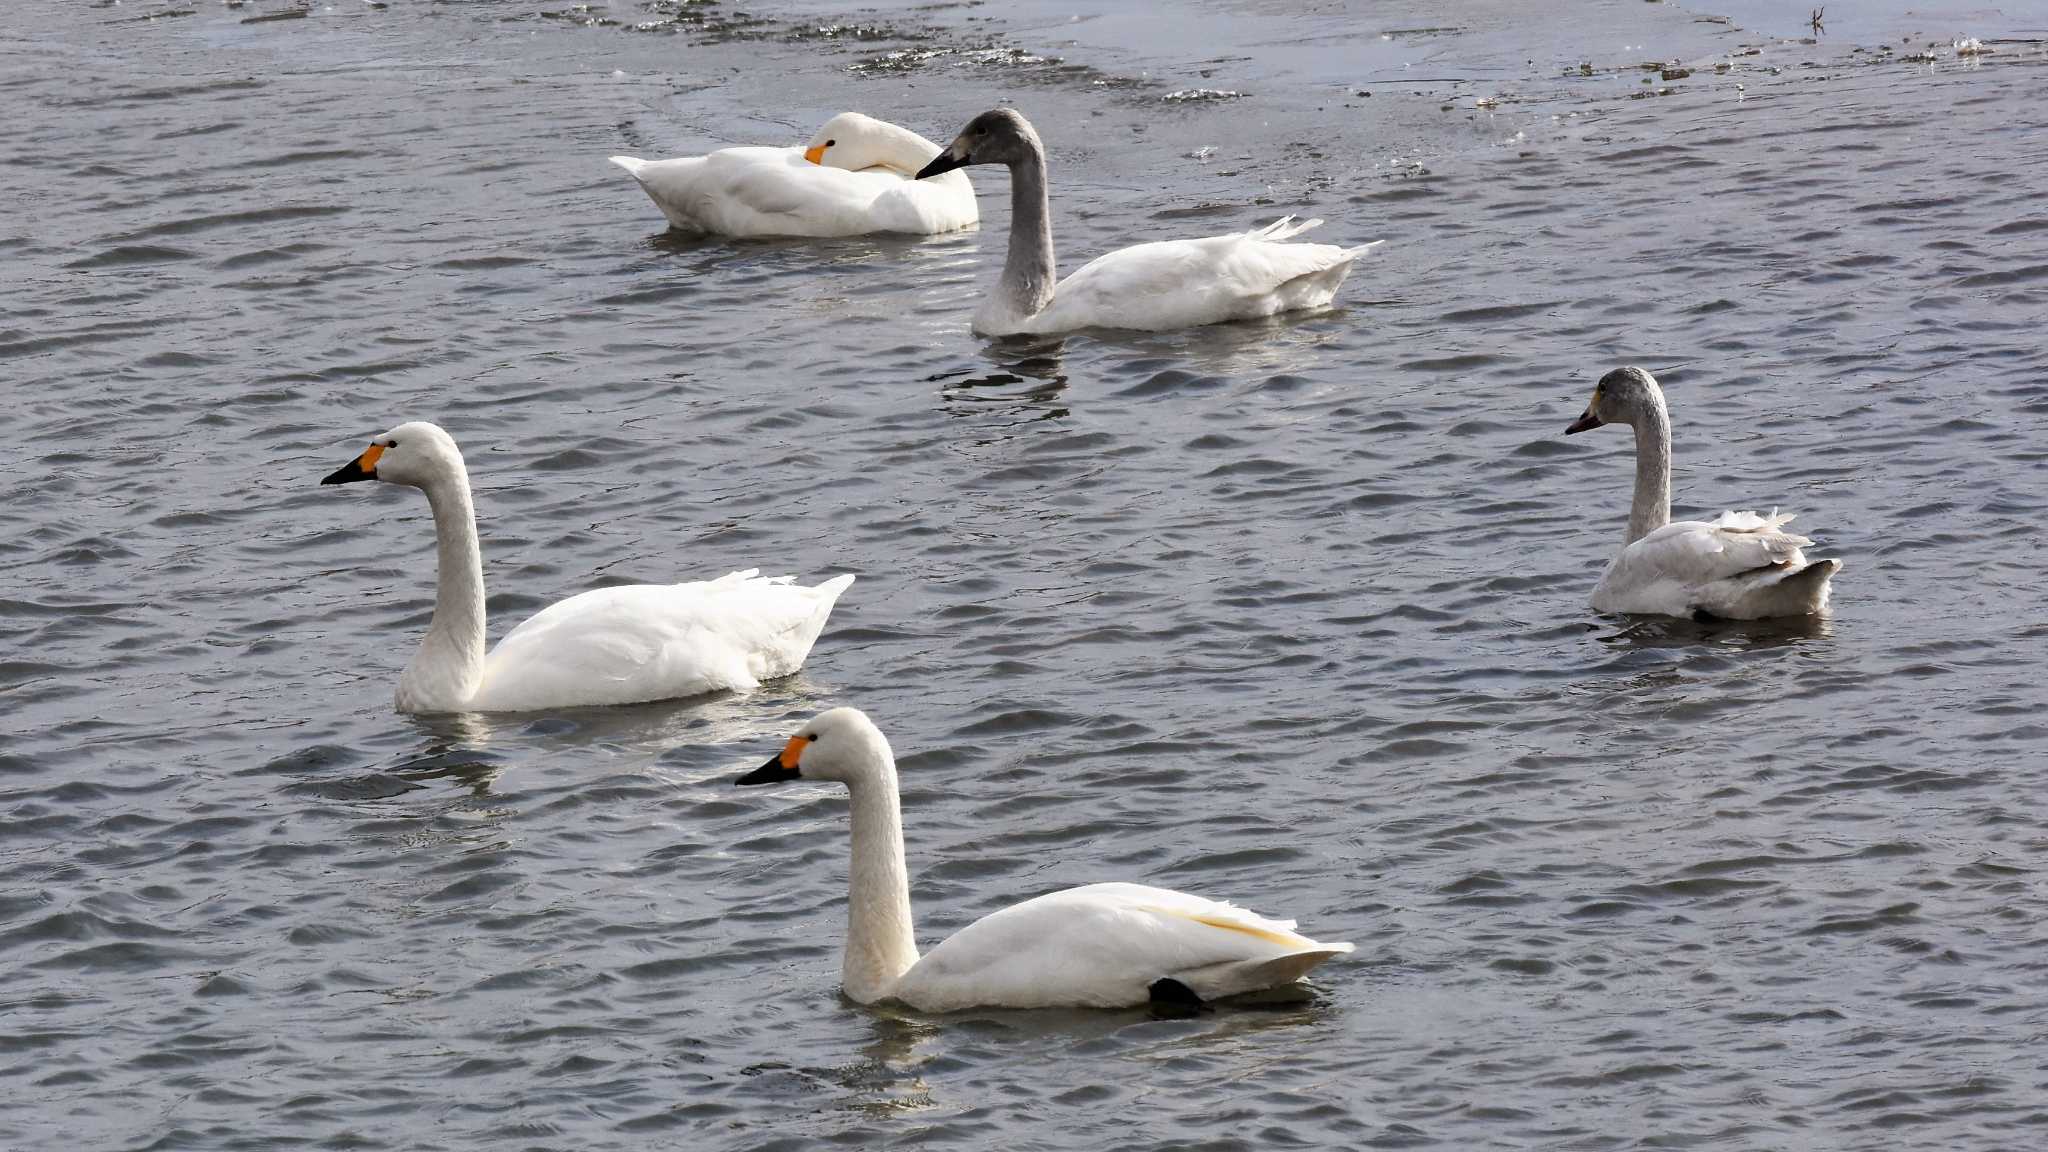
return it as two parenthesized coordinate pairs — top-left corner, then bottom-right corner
(1565, 366), (1840, 619)
(736, 707), (1353, 1011)
(912, 108), (1380, 335)
(608, 112), (976, 237)
(319, 421), (854, 713)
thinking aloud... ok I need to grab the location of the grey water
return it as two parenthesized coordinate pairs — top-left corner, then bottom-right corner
(4, 0), (2046, 1147)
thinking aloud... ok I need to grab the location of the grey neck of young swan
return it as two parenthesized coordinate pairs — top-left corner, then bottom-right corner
(841, 747), (921, 1004)
(999, 140), (1057, 320)
(1626, 393), (1673, 546)
(404, 471), (487, 709)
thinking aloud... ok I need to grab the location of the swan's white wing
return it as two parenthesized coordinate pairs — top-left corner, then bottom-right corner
(1594, 511), (1835, 617)
(612, 147), (972, 237)
(891, 881), (1352, 1011)
(1019, 216), (1375, 334)
(469, 571), (853, 711)
(865, 168), (978, 233)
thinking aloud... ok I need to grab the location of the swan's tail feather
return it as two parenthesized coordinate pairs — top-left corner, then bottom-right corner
(1341, 239), (1386, 260)
(1734, 556), (1839, 618)
(813, 573), (856, 603)
(1179, 944), (1354, 1001)
(1247, 215), (1325, 242)
(609, 155), (648, 178)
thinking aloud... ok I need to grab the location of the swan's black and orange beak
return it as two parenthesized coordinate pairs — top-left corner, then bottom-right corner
(321, 443), (384, 485)
(915, 140), (970, 180)
(803, 144), (826, 165)
(736, 734), (809, 785)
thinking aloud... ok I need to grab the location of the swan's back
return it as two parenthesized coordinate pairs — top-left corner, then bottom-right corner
(470, 570), (854, 710)
(612, 147), (974, 237)
(892, 881), (1352, 1011)
(1595, 510), (1838, 619)
(1019, 216), (1376, 334)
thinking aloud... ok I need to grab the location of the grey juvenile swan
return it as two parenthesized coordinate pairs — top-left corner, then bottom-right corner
(915, 108), (1379, 336)
(1565, 366), (1840, 619)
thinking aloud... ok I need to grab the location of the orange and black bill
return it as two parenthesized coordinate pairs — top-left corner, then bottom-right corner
(321, 443), (384, 485)
(736, 735), (808, 785)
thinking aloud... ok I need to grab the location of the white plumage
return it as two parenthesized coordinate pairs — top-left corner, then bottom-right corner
(1591, 510), (1835, 618)
(894, 881), (1353, 1012)
(468, 570), (855, 713)
(610, 112), (975, 238)
(737, 708), (1352, 1011)
(320, 421), (853, 714)
(999, 216), (1380, 336)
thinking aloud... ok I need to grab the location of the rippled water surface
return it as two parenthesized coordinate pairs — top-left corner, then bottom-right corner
(6, 0), (2047, 1147)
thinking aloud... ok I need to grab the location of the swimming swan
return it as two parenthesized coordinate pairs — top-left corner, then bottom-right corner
(319, 421), (854, 713)
(1565, 366), (1840, 619)
(914, 108), (1379, 335)
(609, 112), (976, 237)
(736, 707), (1353, 1011)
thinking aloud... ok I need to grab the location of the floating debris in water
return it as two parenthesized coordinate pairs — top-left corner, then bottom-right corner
(1474, 95), (1499, 109)
(1954, 38), (1990, 56)
(1188, 146), (1216, 161)
(1660, 67), (1692, 80)
(1162, 88), (1247, 102)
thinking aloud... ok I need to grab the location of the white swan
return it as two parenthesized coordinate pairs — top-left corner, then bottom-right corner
(736, 708), (1353, 1011)
(609, 112), (976, 237)
(319, 422), (854, 713)
(1565, 366), (1840, 619)
(913, 108), (1380, 335)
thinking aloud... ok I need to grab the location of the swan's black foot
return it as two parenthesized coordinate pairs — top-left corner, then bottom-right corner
(1148, 978), (1209, 1018)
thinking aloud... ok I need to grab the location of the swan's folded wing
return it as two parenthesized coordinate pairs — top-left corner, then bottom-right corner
(895, 881), (1350, 1010)
(866, 168), (978, 233)
(1043, 221), (1364, 331)
(1216, 219), (1368, 294)
(472, 571), (852, 710)
(693, 151), (925, 236)
(1618, 512), (1813, 585)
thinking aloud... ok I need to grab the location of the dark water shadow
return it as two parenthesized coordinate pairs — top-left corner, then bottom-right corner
(933, 334), (1071, 422)
(762, 989), (1332, 1118)
(1596, 611), (1833, 652)
(644, 226), (975, 266)
(1028, 305), (1359, 380)
(854, 981), (1337, 1042)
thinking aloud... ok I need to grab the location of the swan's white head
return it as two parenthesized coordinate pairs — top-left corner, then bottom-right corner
(1566, 365), (1664, 435)
(915, 107), (1042, 180)
(802, 112), (900, 171)
(737, 707), (892, 788)
(320, 420), (464, 490)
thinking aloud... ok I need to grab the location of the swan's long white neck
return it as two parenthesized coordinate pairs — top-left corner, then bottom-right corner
(399, 469), (487, 711)
(840, 739), (921, 1004)
(868, 121), (945, 175)
(997, 141), (1057, 322)
(1626, 393), (1673, 546)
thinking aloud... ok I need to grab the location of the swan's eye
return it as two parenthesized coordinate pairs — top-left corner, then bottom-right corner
(385, 439), (399, 448)
(825, 139), (836, 147)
